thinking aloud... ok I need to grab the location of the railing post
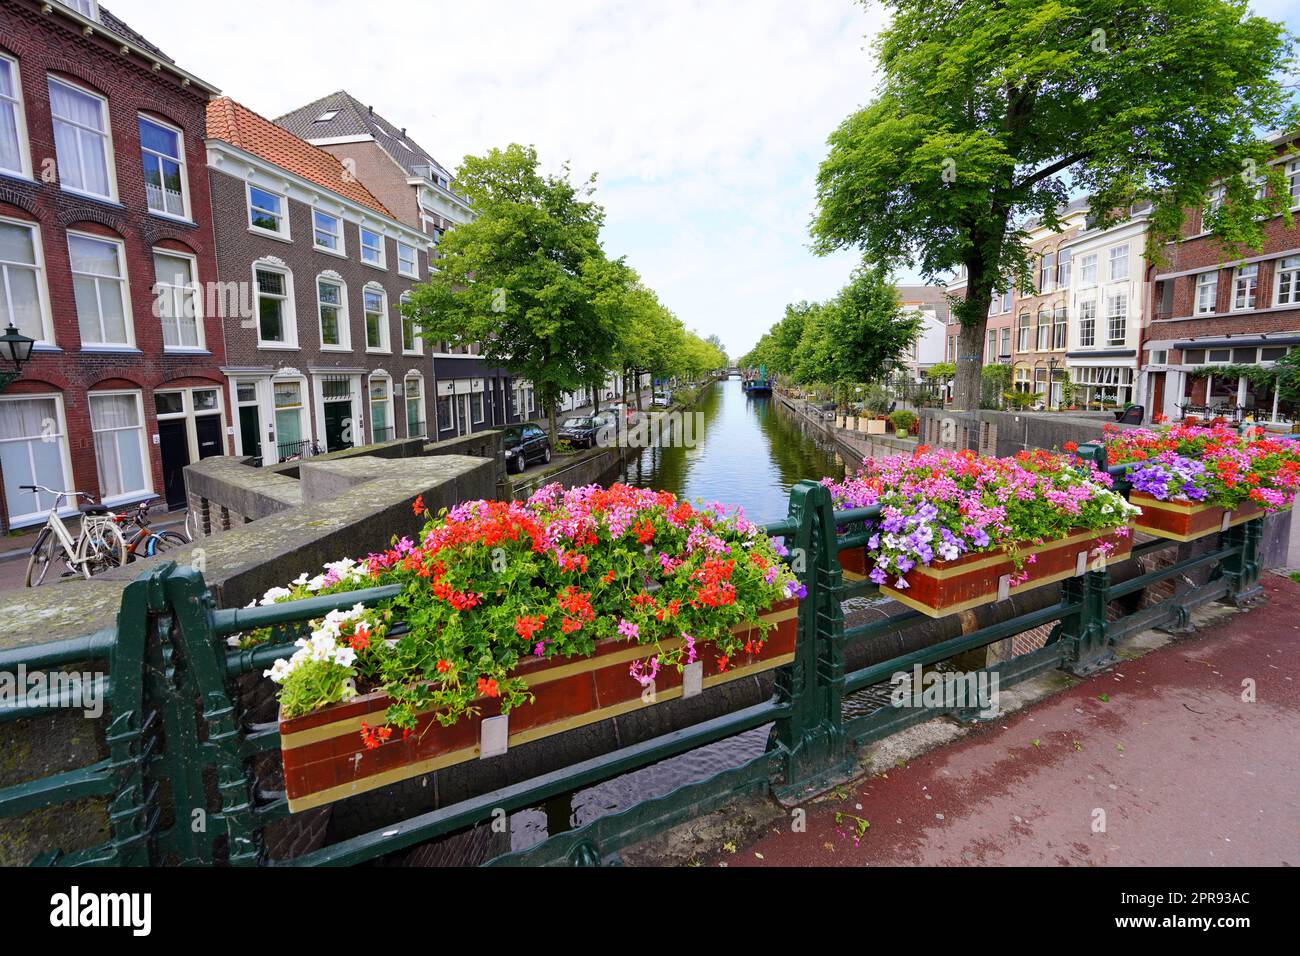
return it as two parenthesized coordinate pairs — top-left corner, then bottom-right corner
(771, 480), (848, 801)
(1059, 568), (1114, 676)
(1222, 517), (1265, 607)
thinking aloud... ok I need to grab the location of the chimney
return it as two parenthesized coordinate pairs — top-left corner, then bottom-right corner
(368, 105), (373, 115)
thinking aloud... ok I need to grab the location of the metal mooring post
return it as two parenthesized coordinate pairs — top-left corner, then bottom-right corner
(771, 481), (848, 801)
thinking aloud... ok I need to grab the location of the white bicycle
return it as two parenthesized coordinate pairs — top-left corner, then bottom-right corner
(22, 484), (128, 587)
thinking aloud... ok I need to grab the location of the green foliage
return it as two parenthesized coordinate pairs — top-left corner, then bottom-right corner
(810, 0), (1296, 409)
(1004, 390), (1042, 410)
(924, 362), (956, 381)
(889, 409), (917, 431)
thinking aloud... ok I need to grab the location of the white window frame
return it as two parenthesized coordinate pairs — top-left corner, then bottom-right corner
(247, 182), (290, 240)
(67, 229), (133, 349)
(363, 283), (389, 353)
(1195, 271), (1218, 315)
(312, 207), (344, 256)
(152, 247), (204, 352)
(359, 227), (386, 268)
(1016, 311), (1030, 353)
(0, 391), (74, 526)
(1288, 160), (1300, 211)
(404, 372), (425, 437)
(1108, 244), (1130, 281)
(1202, 185), (1226, 231)
(1078, 298), (1096, 348)
(63, 0), (100, 18)
(1232, 263), (1258, 312)
(253, 260), (297, 349)
(47, 75), (116, 202)
(316, 274), (350, 351)
(399, 291), (421, 355)
(88, 389), (152, 503)
(1274, 256), (1300, 306)
(0, 214), (54, 345)
(0, 53), (32, 180)
(396, 241), (418, 278)
(1106, 292), (1127, 346)
(368, 372), (394, 441)
(1079, 253), (1098, 287)
(270, 373), (311, 460)
(138, 113), (190, 221)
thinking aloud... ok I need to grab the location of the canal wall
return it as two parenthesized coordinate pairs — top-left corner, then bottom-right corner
(775, 391), (913, 467)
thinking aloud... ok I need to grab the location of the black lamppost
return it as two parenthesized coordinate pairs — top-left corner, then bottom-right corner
(1047, 356), (1060, 411)
(0, 323), (36, 390)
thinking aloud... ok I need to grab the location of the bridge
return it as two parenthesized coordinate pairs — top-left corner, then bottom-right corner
(0, 442), (1288, 866)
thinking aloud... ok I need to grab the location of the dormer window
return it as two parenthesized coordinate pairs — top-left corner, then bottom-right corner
(314, 110), (339, 123)
(62, 1), (100, 21)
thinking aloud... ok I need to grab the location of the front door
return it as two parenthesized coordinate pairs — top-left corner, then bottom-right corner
(1150, 372), (1165, 417)
(456, 394), (470, 436)
(158, 419), (190, 510)
(324, 401), (351, 452)
(195, 415), (224, 462)
(237, 393), (261, 458)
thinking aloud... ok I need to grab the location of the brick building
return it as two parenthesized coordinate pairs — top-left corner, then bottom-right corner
(272, 92), (523, 438)
(0, 0), (223, 529)
(205, 98), (435, 465)
(1142, 132), (1300, 423)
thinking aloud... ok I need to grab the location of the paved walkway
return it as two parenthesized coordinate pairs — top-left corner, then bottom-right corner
(711, 573), (1300, 867)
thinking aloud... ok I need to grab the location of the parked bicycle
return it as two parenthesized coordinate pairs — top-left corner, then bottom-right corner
(22, 485), (128, 587)
(116, 497), (191, 561)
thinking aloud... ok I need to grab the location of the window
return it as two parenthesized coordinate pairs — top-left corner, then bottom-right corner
(986, 329), (997, 363)
(1079, 253), (1098, 286)
(272, 380), (306, 455)
(1275, 256), (1300, 305)
(1056, 248), (1072, 288)
(1202, 185), (1226, 230)
(369, 375), (392, 441)
(154, 251), (201, 349)
(397, 241), (418, 277)
(1039, 252), (1055, 293)
(317, 277), (347, 349)
(471, 390), (485, 424)
(0, 395), (70, 524)
(1052, 305), (1067, 350)
(1078, 298), (1096, 347)
(1109, 245), (1129, 281)
(1017, 311), (1031, 352)
(999, 327), (1010, 360)
(48, 77), (112, 199)
(314, 110), (339, 123)
(68, 233), (129, 346)
(1150, 349), (1168, 365)
(400, 292), (419, 353)
(1106, 292), (1127, 345)
(64, 0), (99, 17)
(313, 209), (343, 253)
(0, 55), (30, 178)
(1232, 264), (1258, 311)
(89, 392), (148, 499)
(248, 186), (287, 236)
(1001, 291), (1012, 313)
(364, 285), (388, 350)
(1036, 307), (1051, 351)
(436, 394), (453, 432)
(139, 116), (187, 218)
(1288, 160), (1300, 208)
(405, 375), (425, 437)
(1195, 271), (1218, 315)
(0, 218), (51, 344)
(360, 228), (385, 266)
(255, 266), (294, 346)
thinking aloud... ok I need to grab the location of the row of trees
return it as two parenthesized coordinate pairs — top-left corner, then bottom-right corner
(738, 262), (922, 398)
(403, 144), (727, 439)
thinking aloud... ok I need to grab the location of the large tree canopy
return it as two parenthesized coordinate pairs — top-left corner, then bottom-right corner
(812, 0), (1296, 409)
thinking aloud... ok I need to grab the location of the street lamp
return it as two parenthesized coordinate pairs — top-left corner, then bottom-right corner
(1046, 356), (1059, 411)
(0, 323), (36, 390)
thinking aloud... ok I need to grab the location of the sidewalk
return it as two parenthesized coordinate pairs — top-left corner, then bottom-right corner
(704, 573), (1300, 867)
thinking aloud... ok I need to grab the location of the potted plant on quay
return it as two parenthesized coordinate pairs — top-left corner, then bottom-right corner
(889, 408), (917, 439)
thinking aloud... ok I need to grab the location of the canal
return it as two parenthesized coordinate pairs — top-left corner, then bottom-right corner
(510, 377), (866, 852)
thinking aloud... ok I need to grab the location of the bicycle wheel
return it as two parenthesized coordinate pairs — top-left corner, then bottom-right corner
(24, 528), (65, 588)
(145, 530), (190, 556)
(76, 520), (127, 578)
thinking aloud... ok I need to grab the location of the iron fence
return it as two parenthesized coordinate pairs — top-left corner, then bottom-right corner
(0, 443), (1268, 866)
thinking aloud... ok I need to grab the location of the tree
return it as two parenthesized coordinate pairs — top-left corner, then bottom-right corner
(403, 144), (624, 442)
(812, 0), (1295, 410)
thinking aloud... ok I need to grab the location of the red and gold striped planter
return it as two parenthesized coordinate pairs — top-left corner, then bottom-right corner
(840, 527), (1132, 618)
(1128, 492), (1276, 542)
(278, 599), (800, 812)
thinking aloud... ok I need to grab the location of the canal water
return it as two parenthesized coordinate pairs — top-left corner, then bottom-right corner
(509, 378), (881, 852)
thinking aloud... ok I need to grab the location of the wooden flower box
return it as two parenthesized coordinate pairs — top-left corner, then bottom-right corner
(1128, 492), (1276, 542)
(278, 599), (800, 812)
(837, 527), (1133, 618)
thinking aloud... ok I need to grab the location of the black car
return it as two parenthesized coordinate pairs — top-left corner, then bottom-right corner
(502, 424), (551, 474)
(557, 416), (599, 449)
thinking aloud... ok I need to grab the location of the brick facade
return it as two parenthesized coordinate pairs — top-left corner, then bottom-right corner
(0, 0), (223, 529)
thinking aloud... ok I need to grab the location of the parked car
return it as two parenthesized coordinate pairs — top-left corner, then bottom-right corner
(502, 424), (551, 474)
(557, 416), (599, 449)
(651, 390), (673, 408)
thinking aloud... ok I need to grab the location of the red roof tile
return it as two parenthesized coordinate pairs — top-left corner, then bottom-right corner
(206, 97), (393, 218)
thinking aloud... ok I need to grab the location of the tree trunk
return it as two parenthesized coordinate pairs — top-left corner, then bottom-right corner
(635, 372), (644, 411)
(547, 403), (558, 447)
(954, 321), (986, 411)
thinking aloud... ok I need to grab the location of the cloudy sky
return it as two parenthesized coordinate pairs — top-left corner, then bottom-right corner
(109, 0), (1298, 361)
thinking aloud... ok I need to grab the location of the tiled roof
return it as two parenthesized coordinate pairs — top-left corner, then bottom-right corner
(99, 5), (173, 62)
(274, 91), (453, 184)
(206, 98), (394, 217)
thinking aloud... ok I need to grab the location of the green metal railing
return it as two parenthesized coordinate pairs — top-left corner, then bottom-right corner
(0, 441), (1268, 866)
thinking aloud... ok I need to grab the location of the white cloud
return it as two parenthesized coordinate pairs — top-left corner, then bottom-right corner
(109, 0), (890, 359)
